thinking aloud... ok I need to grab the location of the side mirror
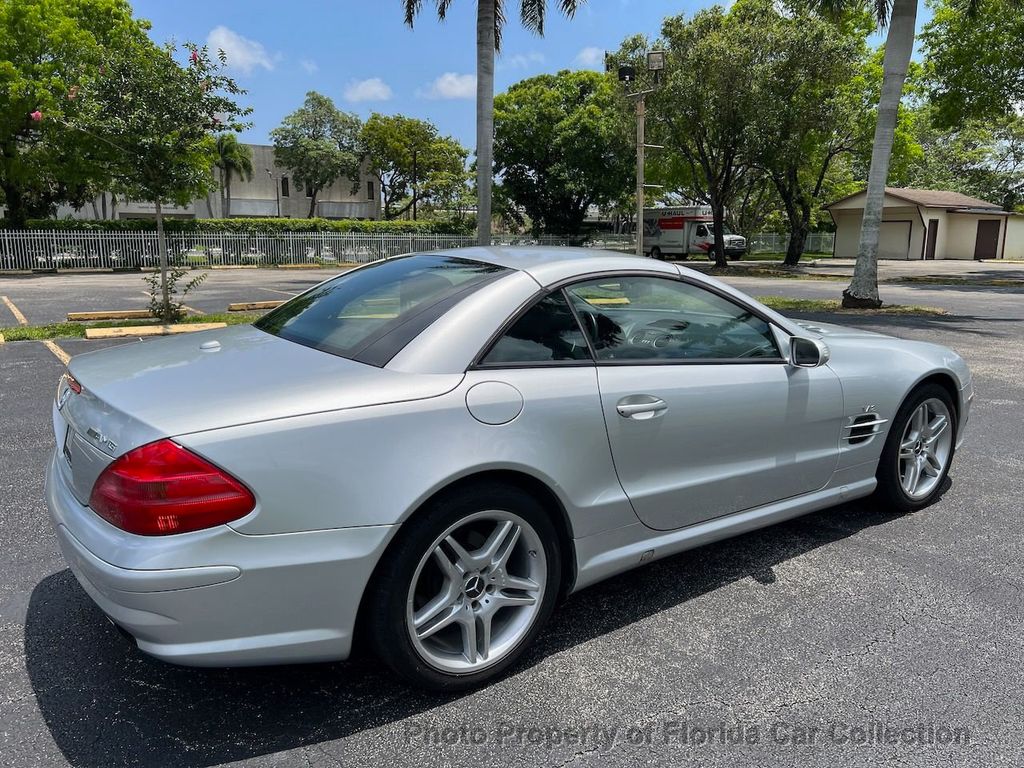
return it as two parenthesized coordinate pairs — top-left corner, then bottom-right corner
(789, 336), (830, 368)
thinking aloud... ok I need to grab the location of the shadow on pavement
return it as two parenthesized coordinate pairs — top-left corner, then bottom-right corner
(25, 496), (932, 768)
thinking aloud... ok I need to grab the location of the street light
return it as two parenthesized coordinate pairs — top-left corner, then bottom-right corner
(265, 167), (281, 217)
(612, 50), (667, 257)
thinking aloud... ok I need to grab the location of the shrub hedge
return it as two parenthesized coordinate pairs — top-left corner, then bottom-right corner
(0, 217), (475, 235)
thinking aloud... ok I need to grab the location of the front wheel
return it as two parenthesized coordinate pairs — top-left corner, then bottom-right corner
(366, 484), (561, 690)
(875, 384), (957, 512)
(649, 246), (662, 260)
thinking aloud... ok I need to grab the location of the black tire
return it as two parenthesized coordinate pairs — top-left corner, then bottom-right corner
(366, 483), (561, 691)
(875, 383), (957, 512)
(728, 252), (742, 261)
(649, 246), (662, 260)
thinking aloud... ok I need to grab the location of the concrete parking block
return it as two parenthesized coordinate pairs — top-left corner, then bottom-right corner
(85, 322), (227, 339)
(66, 310), (153, 321)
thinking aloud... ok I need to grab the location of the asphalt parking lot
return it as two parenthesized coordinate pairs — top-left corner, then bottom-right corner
(1, 270), (1023, 767)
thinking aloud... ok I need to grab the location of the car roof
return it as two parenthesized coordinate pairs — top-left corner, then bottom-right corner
(433, 246), (681, 287)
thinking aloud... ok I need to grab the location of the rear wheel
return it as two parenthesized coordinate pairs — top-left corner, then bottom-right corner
(875, 384), (956, 512)
(649, 246), (662, 260)
(367, 484), (561, 690)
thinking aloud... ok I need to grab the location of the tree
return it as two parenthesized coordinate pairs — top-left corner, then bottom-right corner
(270, 92), (362, 218)
(0, 0), (151, 227)
(810, 0), (921, 307)
(493, 70), (633, 235)
(360, 114), (467, 219)
(214, 133), (253, 217)
(615, 7), (765, 268)
(403, 0), (588, 246)
(747, 6), (870, 265)
(921, 0), (1024, 128)
(74, 41), (248, 320)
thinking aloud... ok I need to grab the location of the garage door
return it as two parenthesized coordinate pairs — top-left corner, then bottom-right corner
(878, 221), (912, 260)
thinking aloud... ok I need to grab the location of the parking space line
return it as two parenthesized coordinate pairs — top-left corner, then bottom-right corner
(1, 295), (28, 325)
(257, 287), (299, 297)
(42, 340), (71, 366)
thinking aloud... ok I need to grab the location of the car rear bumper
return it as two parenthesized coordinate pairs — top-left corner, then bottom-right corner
(44, 450), (393, 667)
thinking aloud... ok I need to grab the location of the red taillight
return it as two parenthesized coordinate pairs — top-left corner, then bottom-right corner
(88, 440), (255, 536)
(67, 375), (82, 394)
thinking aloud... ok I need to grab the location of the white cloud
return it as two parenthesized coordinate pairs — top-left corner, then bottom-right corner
(501, 51), (545, 69)
(574, 46), (605, 70)
(300, 58), (319, 75)
(206, 26), (274, 74)
(420, 72), (476, 100)
(343, 77), (393, 102)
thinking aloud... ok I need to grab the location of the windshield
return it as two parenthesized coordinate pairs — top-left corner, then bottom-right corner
(255, 254), (509, 364)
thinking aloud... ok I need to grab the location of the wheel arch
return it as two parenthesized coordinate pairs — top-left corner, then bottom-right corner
(352, 468), (578, 654)
(908, 371), (961, 425)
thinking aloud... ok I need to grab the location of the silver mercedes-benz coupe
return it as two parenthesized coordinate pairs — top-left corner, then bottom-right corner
(45, 247), (973, 689)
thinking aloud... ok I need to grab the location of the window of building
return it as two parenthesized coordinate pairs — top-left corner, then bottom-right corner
(281, 177), (290, 197)
(367, 180), (375, 200)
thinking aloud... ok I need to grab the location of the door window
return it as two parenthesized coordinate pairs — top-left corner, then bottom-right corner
(565, 276), (781, 361)
(481, 292), (592, 365)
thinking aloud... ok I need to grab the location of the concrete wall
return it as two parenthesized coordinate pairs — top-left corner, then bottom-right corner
(1006, 218), (1024, 260)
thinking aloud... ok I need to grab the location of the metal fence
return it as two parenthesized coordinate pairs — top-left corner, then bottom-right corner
(0, 229), (826, 272)
(747, 232), (834, 255)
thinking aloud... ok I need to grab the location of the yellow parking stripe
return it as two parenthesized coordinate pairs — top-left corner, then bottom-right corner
(42, 340), (71, 366)
(1, 295), (28, 325)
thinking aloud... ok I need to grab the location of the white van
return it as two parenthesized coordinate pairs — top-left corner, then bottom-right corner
(643, 206), (747, 260)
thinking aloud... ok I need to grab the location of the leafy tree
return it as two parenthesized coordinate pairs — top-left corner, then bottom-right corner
(270, 92), (362, 218)
(0, 0), (150, 227)
(493, 70), (633, 235)
(921, 0), (1024, 128)
(402, 0), (588, 245)
(360, 113), (467, 219)
(73, 41), (248, 320)
(747, 5), (870, 264)
(214, 133), (253, 217)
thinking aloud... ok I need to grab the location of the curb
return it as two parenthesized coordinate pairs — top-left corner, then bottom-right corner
(67, 310), (153, 321)
(227, 300), (284, 311)
(85, 322), (227, 339)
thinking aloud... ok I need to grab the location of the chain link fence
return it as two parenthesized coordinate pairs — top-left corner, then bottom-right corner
(747, 232), (835, 255)
(0, 230), (825, 272)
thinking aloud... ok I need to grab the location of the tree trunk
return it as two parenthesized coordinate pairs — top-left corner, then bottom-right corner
(843, 0), (918, 309)
(307, 190), (318, 218)
(155, 200), (171, 323)
(1, 181), (28, 229)
(711, 200), (728, 269)
(475, 0), (495, 246)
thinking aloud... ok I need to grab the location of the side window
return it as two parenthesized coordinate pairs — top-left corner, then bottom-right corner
(481, 291), (592, 365)
(695, 224), (708, 237)
(565, 276), (781, 362)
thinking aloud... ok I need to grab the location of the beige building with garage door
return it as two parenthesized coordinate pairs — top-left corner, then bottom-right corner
(825, 187), (1020, 260)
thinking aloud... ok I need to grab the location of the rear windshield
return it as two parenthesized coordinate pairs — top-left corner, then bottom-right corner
(255, 254), (509, 364)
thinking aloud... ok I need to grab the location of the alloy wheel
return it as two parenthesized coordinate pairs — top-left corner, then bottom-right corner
(897, 397), (953, 500)
(406, 511), (546, 674)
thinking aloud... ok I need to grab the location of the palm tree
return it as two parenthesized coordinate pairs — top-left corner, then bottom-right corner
(214, 133), (254, 218)
(403, 1), (587, 246)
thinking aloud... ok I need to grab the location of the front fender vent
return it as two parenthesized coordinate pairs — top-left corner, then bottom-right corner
(844, 413), (888, 445)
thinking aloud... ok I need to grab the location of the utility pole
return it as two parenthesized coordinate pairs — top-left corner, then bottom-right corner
(635, 96), (645, 258)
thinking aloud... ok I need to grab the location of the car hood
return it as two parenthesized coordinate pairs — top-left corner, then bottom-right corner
(65, 324), (463, 454)
(794, 320), (886, 340)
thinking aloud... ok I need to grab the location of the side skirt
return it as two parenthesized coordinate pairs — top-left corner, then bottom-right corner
(570, 477), (876, 593)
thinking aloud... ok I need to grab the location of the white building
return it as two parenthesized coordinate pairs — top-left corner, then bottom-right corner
(826, 187), (1021, 260)
(30, 143), (381, 222)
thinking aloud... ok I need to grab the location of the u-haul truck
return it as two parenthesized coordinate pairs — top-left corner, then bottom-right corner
(642, 206), (747, 260)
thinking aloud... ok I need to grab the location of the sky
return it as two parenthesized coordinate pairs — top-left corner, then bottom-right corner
(131, 1), (930, 150)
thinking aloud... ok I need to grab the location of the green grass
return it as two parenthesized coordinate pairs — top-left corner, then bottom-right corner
(707, 265), (846, 281)
(735, 252), (834, 262)
(756, 296), (947, 316)
(888, 276), (1024, 287)
(0, 312), (263, 341)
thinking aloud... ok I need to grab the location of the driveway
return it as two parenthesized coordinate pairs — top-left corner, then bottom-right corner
(1, 278), (1022, 767)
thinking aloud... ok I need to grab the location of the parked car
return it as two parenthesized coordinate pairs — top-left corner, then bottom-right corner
(45, 247), (972, 689)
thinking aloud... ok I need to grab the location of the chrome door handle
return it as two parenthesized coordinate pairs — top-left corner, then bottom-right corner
(616, 396), (668, 420)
